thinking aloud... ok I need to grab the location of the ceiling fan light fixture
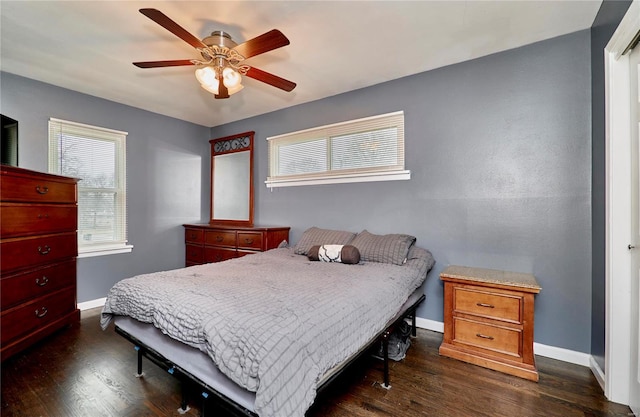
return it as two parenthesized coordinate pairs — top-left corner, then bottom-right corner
(222, 67), (242, 88)
(196, 66), (243, 96)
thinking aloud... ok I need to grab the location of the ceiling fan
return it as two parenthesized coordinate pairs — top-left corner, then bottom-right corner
(133, 8), (296, 99)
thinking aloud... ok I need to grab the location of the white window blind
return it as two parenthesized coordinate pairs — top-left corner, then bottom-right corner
(48, 118), (131, 257)
(266, 111), (410, 188)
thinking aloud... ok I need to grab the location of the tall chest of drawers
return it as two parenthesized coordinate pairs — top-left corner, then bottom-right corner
(184, 224), (290, 266)
(1, 165), (80, 361)
(439, 265), (541, 381)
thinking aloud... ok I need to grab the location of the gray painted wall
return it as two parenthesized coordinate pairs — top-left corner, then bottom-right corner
(0, 72), (211, 301)
(590, 0), (632, 371)
(1, 29), (594, 353)
(211, 31), (592, 352)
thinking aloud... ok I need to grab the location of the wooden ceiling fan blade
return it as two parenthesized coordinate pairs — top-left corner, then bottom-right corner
(233, 29), (290, 59)
(133, 59), (195, 68)
(139, 8), (207, 49)
(245, 67), (296, 92)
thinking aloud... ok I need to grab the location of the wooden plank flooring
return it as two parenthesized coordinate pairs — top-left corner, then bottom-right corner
(1, 308), (633, 417)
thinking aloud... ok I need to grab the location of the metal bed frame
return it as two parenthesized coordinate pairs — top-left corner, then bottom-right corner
(114, 292), (425, 416)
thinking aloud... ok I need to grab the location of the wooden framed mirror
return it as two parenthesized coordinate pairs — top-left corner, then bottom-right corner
(209, 131), (254, 227)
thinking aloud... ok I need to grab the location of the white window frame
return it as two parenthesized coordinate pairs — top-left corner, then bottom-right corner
(48, 118), (132, 257)
(265, 111), (410, 188)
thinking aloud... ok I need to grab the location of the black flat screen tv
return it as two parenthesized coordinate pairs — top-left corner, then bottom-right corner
(1, 114), (18, 166)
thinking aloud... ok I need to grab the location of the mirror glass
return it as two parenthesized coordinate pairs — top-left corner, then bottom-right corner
(210, 131), (254, 227)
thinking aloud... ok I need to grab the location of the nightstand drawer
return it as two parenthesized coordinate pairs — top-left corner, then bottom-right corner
(453, 317), (522, 359)
(205, 230), (236, 247)
(454, 287), (522, 323)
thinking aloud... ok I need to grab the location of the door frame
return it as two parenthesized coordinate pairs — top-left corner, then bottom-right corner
(605, 0), (639, 405)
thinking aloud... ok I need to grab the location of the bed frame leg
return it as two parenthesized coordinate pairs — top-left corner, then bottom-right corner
(177, 383), (190, 414)
(381, 331), (391, 389)
(135, 346), (144, 377)
(411, 311), (417, 337)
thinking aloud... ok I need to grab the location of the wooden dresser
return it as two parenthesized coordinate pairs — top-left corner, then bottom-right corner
(183, 224), (290, 266)
(1, 165), (80, 361)
(439, 265), (541, 381)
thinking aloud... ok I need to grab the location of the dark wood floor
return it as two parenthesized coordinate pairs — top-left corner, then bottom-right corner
(1, 308), (633, 417)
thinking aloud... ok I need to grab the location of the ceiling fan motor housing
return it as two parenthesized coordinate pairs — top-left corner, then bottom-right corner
(203, 31), (237, 49)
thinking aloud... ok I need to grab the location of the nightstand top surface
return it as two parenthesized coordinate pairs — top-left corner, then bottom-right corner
(440, 265), (541, 292)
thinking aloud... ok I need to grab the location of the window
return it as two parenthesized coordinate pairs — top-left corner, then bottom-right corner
(265, 111), (410, 188)
(48, 118), (131, 257)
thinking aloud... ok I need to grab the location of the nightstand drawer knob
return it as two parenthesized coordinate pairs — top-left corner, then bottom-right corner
(476, 302), (495, 308)
(476, 333), (494, 340)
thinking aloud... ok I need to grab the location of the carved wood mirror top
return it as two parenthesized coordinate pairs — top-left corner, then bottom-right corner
(209, 131), (254, 227)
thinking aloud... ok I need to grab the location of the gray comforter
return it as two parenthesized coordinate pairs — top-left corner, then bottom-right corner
(101, 246), (434, 417)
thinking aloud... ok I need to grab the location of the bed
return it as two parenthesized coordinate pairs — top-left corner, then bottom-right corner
(101, 228), (435, 417)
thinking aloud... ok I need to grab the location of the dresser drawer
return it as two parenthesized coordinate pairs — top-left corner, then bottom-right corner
(185, 228), (204, 244)
(205, 230), (236, 247)
(0, 233), (77, 273)
(0, 174), (76, 204)
(237, 232), (263, 250)
(1, 260), (76, 310)
(0, 203), (77, 238)
(454, 287), (522, 323)
(204, 247), (236, 263)
(453, 317), (522, 359)
(185, 244), (204, 264)
(1, 287), (76, 345)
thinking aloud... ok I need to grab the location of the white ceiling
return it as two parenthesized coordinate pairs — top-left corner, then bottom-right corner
(0, 1), (602, 127)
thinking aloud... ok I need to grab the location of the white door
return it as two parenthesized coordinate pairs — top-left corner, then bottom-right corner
(630, 41), (640, 417)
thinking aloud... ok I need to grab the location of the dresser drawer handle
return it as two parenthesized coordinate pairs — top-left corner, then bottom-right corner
(35, 276), (49, 286)
(38, 245), (51, 255)
(476, 333), (494, 340)
(216, 236), (224, 242)
(244, 238), (254, 244)
(476, 302), (495, 308)
(35, 307), (48, 318)
(35, 185), (49, 195)
(37, 213), (50, 219)
(190, 233), (198, 239)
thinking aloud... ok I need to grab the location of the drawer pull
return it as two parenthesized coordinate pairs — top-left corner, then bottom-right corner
(244, 238), (254, 244)
(38, 245), (51, 255)
(476, 333), (494, 340)
(190, 233), (197, 239)
(476, 302), (495, 308)
(37, 213), (50, 219)
(35, 276), (49, 286)
(35, 185), (49, 195)
(35, 307), (49, 318)
(216, 236), (224, 242)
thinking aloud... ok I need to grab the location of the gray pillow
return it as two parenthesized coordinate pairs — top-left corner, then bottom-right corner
(293, 227), (357, 255)
(350, 229), (416, 265)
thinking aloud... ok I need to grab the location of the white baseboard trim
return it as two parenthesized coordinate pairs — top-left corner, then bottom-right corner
(416, 317), (444, 333)
(590, 356), (606, 392)
(415, 319), (591, 367)
(78, 297), (106, 311)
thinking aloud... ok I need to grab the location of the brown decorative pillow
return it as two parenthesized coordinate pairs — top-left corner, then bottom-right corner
(308, 245), (361, 264)
(293, 227), (357, 255)
(349, 229), (416, 265)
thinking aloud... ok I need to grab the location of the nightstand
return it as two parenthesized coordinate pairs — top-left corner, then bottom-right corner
(439, 265), (541, 381)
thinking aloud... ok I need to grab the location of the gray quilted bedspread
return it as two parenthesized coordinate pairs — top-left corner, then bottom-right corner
(101, 247), (434, 417)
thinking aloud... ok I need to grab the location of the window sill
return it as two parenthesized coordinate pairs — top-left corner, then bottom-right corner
(265, 170), (411, 188)
(78, 244), (133, 258)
